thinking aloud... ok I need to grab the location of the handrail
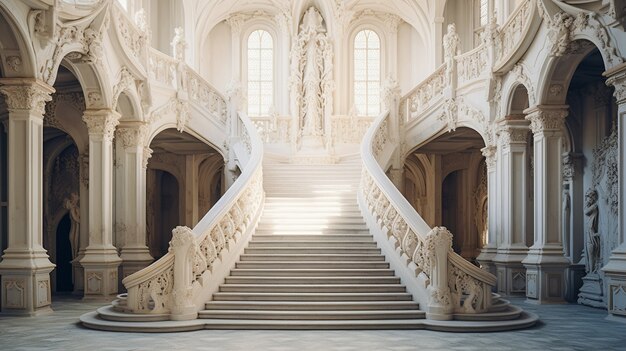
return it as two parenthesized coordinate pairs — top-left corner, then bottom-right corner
(493, 0), (540, 72)
(360, 110), (495, 318)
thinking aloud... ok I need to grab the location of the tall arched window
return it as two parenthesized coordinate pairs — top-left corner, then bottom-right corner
(247, 30), (273, 117)
(354, 29), (381, 117)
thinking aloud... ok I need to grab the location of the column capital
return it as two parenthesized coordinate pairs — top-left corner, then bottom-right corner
(82, 109), (121, 142)
(142, 147), (153, 169)
(497, 117), (530, 145)
(116, 123), (149, 149)
(0, 79), (54, 116)
(481, 145), (497, 170)
(523, 105), (569, 134)
(604, 64), (626, 104)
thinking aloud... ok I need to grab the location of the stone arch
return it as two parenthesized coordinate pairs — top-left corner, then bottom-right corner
(505, 83), (530, 116)
(0, 3), (37, 78)
(56, 56), (112, 110)
(112, 68), (144, 122)
(536, 33), (620, 106)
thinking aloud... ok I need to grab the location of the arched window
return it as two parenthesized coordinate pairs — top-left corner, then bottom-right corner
(247, 30), (273, 117)
(354, 29), (381, 117)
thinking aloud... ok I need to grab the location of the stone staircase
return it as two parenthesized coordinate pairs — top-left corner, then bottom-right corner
(80, 159), (537, 332)
(197, 160), (426, 328)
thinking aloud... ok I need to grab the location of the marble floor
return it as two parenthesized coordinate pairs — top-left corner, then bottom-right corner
(0, 296), (624, 351)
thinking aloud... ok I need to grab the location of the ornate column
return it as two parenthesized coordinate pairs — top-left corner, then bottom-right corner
(115, 123), (153, 280)
(493, 117), (531, 296)
(477, 145), (498, 276)
(603, 67), (626, 319)
(79, 109), (122, 300)
(0, 79), (55, 315)
(522, 105), (570, 303)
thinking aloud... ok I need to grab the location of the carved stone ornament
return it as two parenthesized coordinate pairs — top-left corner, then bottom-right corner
(82, 110), (121, 142)
(438, 99), (458, 132)
(142, 147), (153, 169)
(112, 67), (137, 110)
(5, 56), (22, 72)
(481, 145), (497, 170)
(0, 81), (54, 116)
(525, 108), (568, 134)
(606, 72), (626, 103)
(116, 125), (148, 149)
(168, 226), (196, 251)
(498, 124), (529, 145)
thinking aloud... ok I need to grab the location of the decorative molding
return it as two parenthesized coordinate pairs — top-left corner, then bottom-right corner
(116, 125), (148, 149)
(112, 67), (137, 110)
(481, 146), (497, 170)
(438, 98), (458, 132)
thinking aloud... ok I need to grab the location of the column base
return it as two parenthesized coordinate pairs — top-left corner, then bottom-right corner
(494, 261), (527, 296)
(578, 272), (606, 308)
(71, 256), (84, 296)
(80, 246), (122, 301)
(0, 254), (55, 315)
(602, 244), (626, 317)
(523, 261), (569, 304)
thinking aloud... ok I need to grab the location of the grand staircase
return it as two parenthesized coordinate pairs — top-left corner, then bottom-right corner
(198, 160), (426, 329)
(81, 159), (537, 331)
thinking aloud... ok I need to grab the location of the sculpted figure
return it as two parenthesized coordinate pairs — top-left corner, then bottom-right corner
(584, 189), (601, 273)
(63, 192), (80, 260)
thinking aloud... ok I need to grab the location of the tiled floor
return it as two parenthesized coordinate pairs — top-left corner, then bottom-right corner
(1, 296), (624, 351)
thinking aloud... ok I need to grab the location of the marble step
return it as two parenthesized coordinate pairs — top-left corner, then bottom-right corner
(197, 309), (425, 320)
(235, 261), (390, 269)
(218, 284), (406, 293)
(211, 292), (414, 302)
(224, 276), (401, 285)
(204, 300), (419, 311)
(247, 240), (378, 248)
(243, 247), (381, 255)
(238, 254), (385, 261)
(228, 268), (396, 277)
(251, 234), (374, 241)
(257, 217), (366, 225)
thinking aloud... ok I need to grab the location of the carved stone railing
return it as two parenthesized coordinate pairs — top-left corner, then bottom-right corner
(400, 64), (446, 123)
(184, 67), (228, 125)
(122, 110), (264, 319)
(456, 43), (489, 86)
(111, 3), (148, 66)
(493, 0), (541, 72)
(148, 49), (177, 87)
(359, 111), (495, 319)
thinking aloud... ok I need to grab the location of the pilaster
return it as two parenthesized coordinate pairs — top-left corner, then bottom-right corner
(115, 123), (153, 281)
(79, 109), (122, 300)
(493, 117), (530, 296)
(602, 66), (626, 318)
(0, 79), (55, 315)
(522, 105), (570, 303)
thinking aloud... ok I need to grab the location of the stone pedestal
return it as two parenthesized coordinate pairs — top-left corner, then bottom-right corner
(0, 79), (56, 315)
(578, 273), (605, 308)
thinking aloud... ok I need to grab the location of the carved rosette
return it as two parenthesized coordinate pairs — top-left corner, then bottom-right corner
(0, 81), (54, 116)
(82, 110), (121, 142)
(525, 108), (568, 134)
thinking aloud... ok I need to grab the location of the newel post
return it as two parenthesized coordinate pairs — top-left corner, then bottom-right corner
(169, 226), (198, 320)
(426, 226), (454, 320)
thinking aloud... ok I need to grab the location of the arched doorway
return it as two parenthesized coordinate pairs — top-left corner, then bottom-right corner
(403, 127), (486, 262)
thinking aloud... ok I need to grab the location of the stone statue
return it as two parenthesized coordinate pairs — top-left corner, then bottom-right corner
(171, 27), (187, 61)
(301, 8), (324, 138)
(289, 7), (333, 149)
(442, 23), (460, 84)
(63, 192), (80, 260)
(584, 189), (601, 274)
